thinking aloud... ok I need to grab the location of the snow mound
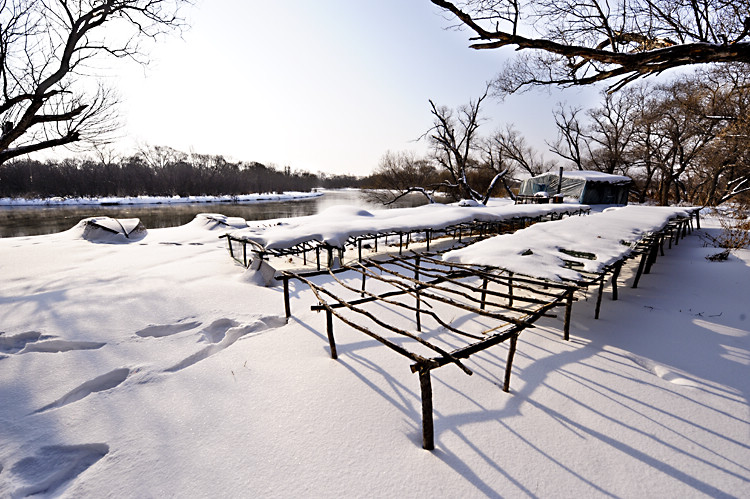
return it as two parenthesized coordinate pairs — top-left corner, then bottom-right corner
(187, 213), (249, 230)
(69, 217), (147, 243)
(319, 205), (373, 217)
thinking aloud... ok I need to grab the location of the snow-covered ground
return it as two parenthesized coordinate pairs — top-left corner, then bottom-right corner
(0, 191), (322, 207)
(0, 209), (748, 497)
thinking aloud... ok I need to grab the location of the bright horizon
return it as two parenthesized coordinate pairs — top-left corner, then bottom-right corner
(59, 0), (600, 177)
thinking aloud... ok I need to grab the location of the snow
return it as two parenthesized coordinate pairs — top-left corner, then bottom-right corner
(229, 200), (589, 250)
(0, 207), (748, 497)
(444, 205), (694, 281)
(0, 191), (322, 207)
(560, 170), (632, 183)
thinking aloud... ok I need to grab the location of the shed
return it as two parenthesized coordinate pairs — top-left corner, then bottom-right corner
(518, 170), (631, 205)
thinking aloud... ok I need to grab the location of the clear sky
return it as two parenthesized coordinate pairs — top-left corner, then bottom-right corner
(108, 0), (599, 176)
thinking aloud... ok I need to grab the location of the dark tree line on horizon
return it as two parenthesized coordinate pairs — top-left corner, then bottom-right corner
(0, 147), (363, 199)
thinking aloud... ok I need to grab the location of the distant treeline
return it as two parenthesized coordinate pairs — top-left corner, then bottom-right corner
(0, 146), (364, 198)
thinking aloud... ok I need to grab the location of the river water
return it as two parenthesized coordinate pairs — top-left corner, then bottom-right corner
(0, 190), (430, 238)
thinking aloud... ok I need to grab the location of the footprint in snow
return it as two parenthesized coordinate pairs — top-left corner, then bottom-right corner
(165, 316), (287, 372)
(9, 443), (108, 498)
(18, 339), (105, 354)
(32, 368), (130, 414)
(0, 332), (104, 355)
(136, 320), (202, 338)
(628, 354), (699, 388)
(0, 331), (43, 354)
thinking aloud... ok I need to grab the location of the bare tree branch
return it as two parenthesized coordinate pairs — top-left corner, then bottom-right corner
(430, 0), (750, 92)
(1, 1), (191, 165)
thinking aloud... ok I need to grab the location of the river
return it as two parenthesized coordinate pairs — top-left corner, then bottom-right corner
(0, 190), (431, 238)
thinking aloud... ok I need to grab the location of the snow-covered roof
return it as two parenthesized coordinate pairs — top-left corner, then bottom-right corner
(560, 170), (631, 183)
(444, 205), (694, 281)
(527, 170), (631, 183)
(227, 202), (589, 250)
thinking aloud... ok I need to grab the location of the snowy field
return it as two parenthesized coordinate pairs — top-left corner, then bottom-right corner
(0, 209), (748, 497)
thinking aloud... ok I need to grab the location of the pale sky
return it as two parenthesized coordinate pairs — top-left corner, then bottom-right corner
(107, 0), (599, 176)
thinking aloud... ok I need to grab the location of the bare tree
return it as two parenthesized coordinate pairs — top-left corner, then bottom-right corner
(548, 104), (584, 170)
(430, 0), (750, 92)
(585, 88), (638, 175)
(367, 150), (441, 205)
(421, 88), (490, 201)
(489, 124), (553, 177)
(0, 0), (190, 166)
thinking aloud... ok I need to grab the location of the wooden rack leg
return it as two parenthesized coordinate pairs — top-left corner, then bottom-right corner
(419, 368), (434, 450)
(611, 262), (622, 301)
(283, 278), (291, 318)
(325, 309), (338, 359)
(563, 288), (574, 341)
(632, 250), (649, 288)
(480, 278), (488, 310)
(508, 272), (514, 307)
(503, 334), (518, 392)
(645, 240), (658, 274)
(415, 256), (421, 332)
(594, 275), (605, 319)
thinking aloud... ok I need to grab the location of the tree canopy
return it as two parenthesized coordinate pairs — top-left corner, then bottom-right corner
(0, 1), (190, 165)
(431, 0), (750, 92)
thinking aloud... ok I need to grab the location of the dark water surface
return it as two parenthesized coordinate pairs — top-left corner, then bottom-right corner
(0, 190), (428, 238)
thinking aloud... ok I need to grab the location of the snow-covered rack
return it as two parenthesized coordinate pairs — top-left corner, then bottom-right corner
(443, 205), (702, 326)
(276, 205), (700, 450)
(278, 253), (578, 450)
(220, 202), (590, 269)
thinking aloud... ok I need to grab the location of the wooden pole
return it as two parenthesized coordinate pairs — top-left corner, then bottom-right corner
(563, 288), (573, 341)
(503, 334), (518, 392)
(611, 262), (622, 301)
(415, 256), (421, 332)
(594, 275), (605, 319)
(325, 309), (338, 359)
(632, 250), (649, 288)
(645, 239), (658, 274)
(480, 278), (488, 310)
(508, 272), (514, 307)
(419, 368), (434, 450)
(283, 277), (291, 318)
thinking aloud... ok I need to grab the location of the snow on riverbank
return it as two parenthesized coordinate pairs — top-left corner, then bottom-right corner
(0, 191), (322, 207)
(0, 211), (748, 497)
